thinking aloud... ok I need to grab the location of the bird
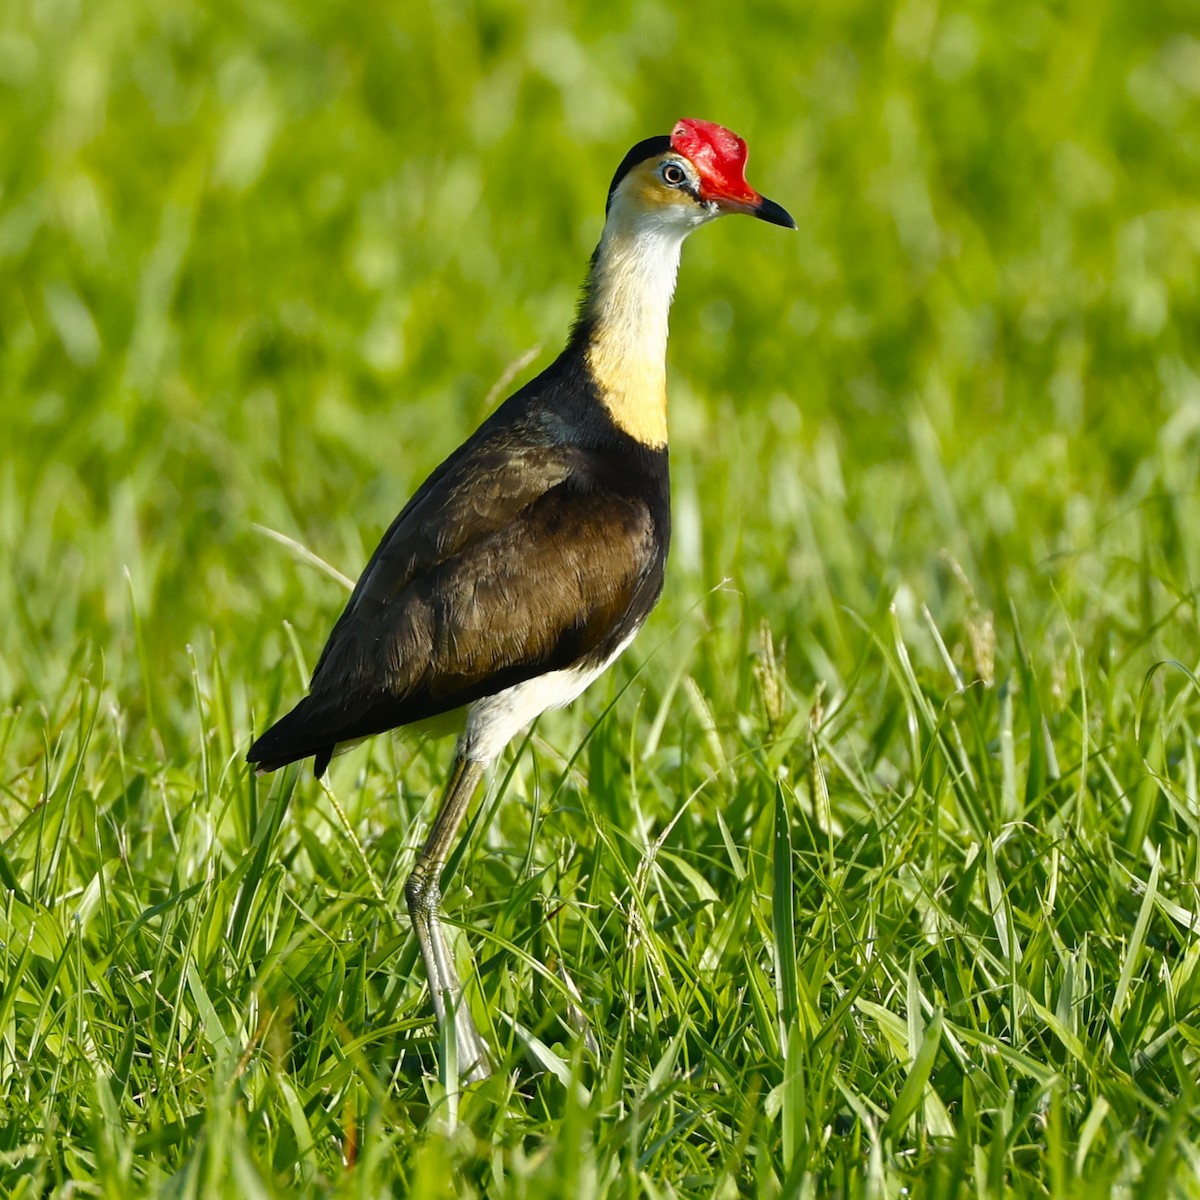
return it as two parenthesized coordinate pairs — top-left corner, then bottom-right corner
(247, 119), (794, 1081)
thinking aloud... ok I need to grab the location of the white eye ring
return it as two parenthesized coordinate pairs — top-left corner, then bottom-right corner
(662, 162), (687, 186)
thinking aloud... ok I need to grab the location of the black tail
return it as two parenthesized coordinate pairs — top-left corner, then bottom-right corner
(247, 700), (334, 777)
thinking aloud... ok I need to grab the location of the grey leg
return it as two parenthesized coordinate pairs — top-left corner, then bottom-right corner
(405, 750), (492, 1082)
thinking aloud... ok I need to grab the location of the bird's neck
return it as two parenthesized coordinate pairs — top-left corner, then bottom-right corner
(576, 220), (685, 449)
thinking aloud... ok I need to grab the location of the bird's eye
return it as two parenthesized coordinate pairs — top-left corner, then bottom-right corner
(661, 162), (687, 186)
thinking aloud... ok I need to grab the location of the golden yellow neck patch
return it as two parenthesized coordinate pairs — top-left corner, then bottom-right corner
(586, 340), (668, 448)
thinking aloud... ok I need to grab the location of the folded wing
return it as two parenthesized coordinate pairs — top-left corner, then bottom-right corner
(247, 432), (662, 774)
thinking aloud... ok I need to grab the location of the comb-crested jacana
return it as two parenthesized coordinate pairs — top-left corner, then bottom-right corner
(248, 119), (794, 1080)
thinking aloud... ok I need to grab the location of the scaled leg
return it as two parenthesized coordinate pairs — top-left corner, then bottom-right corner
(404, 750), (491, 1082)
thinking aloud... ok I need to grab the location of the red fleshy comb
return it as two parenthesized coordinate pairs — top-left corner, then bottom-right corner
(670, 118), (760, 204)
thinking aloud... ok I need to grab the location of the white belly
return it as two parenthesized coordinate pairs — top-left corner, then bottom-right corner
(460, 630), (639, 764)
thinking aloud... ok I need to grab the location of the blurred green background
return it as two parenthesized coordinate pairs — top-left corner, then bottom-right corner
(3, 0), (1200, 1194)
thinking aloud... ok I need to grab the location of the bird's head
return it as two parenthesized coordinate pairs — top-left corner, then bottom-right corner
(606, 118), (795, 236)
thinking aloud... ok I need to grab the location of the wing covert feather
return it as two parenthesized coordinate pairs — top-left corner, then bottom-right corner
(312, 434), (580, 677)
(311, 486), (656, 707)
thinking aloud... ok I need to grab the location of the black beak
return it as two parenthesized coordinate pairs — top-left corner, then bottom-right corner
(754, 195), (796, 229)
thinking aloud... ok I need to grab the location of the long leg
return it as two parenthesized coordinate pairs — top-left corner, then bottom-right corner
(404, 748), (492, 1082)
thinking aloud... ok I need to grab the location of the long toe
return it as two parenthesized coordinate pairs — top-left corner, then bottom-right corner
(455, 1005), (492, 1083)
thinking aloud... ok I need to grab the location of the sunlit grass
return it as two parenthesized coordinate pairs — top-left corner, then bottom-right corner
(3, 0), (1200, 1195)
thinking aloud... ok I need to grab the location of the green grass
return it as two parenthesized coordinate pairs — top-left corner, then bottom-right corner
(3, 0), (1200, 1194)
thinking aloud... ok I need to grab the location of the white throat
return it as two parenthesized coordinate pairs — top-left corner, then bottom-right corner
(588, 219), (685, 373)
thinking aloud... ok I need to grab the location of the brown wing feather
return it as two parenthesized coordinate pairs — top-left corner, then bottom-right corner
(311, 436), (577, 677)
(248, 431), (665, 770)
(312, 483), (657, 719)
